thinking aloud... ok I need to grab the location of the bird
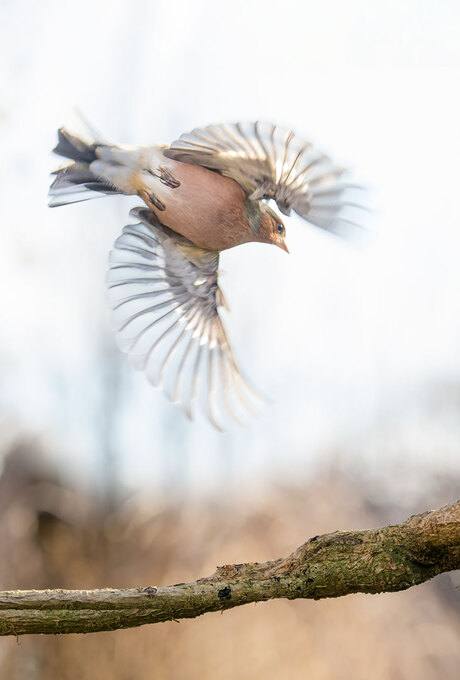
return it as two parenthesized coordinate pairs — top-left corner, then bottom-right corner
(49, 118), (366, 430)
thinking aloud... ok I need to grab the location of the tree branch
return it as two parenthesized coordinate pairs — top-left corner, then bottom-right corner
(0, 500), (458, 636)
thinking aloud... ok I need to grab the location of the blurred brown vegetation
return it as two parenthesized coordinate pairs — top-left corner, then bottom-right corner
(0, 440), (459, 680)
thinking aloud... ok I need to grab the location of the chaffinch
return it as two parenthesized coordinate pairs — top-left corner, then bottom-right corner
(50, 119), (365, 429)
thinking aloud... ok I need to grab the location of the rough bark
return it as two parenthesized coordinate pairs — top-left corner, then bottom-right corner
(0, 500), (458, 636)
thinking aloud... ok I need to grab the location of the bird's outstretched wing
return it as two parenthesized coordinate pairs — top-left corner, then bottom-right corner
(164, 121), (367, 237)
(106, 207), (260, 430)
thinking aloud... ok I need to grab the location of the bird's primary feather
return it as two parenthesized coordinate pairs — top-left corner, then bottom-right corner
(164, 121), (367, 237)
(106, 207), (262, 430)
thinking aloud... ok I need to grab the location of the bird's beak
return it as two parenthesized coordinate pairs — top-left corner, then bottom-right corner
(277, 239), (289, 253)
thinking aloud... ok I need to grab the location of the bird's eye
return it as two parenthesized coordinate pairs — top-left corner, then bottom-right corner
(277, 223), (284, 234)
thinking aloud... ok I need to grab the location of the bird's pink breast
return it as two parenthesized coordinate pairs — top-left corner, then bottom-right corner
(145, 154), (253, 251)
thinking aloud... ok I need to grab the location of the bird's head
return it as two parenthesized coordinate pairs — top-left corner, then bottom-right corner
(258, 205), (289, 253)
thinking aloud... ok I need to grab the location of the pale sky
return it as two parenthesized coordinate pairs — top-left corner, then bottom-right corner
(0, 0), (459, 494)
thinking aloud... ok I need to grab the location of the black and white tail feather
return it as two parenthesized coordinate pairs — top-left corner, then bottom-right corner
(49, 125), (121, 207)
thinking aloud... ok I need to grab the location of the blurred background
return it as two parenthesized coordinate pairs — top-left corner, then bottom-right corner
(0, 0), (459, 678)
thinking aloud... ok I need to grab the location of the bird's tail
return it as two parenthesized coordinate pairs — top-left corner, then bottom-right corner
(49, 118), (122, 207)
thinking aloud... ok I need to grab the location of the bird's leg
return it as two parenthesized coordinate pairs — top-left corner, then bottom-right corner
(158, 165), (181, 189)
(139, 189), (166, 212)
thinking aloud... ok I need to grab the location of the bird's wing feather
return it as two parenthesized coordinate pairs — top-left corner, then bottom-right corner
(164, 121), (367, 237)
(106, 207), (260, 430)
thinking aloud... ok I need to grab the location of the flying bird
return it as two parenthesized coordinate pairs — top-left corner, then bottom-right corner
(49, 119), (365, 430)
